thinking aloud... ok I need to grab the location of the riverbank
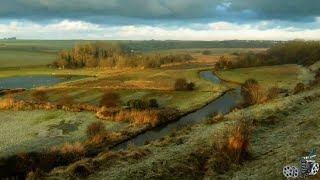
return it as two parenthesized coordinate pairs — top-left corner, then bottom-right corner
(55, 82), (320, 180)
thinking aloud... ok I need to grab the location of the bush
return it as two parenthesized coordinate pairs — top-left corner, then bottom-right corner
(99, 91), (120, 108)
(206, 119), (251, 173)
(293, 83), (305, 94)
(241, 79), (265, 106)
(186, 82), (195, 90)
(31, 89), (48, 102)
(202, 50), (212, 55)
(127, 98), (159, 109)
(86, 121), (106, 138)
(127, 99), (147, 109)
(148, 98), (159, 108)
(174, 78), (195, 91)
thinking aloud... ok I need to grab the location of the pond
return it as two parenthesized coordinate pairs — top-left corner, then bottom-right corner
(0, 75), (90, 89)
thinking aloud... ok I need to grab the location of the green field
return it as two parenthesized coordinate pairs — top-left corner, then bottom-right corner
(216, 64), (308, 89)
(0, 40), (92, 68)
(0, 109), (127, 157)
(0, 40), (266, 68)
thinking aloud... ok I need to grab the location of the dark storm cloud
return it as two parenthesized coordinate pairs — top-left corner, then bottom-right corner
(0, 0), (319, 24)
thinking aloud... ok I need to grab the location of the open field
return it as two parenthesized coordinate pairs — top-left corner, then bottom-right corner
(0, 40), (266, 68)
(0, 40), (82, 68)
(146, 47), (267, 55)
(10, 66), (227, 112)
(0, 109), (127, 157)
(216, 64), (312, 89)
(0, 52), (228, 158)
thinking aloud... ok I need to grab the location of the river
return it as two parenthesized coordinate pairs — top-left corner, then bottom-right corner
(115, 70), (242, 149)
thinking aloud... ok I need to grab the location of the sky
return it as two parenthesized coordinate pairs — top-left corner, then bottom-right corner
(0, 0), (320, 40)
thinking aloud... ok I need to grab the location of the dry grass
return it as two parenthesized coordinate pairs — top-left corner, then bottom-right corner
(52, 141), (85, 154)
(206, 114), (225, 124)
(241, 79), (279, 107)
(0, 97), (15, 109)
(205, 119), (252, 175)
(97, 109), (160, 126)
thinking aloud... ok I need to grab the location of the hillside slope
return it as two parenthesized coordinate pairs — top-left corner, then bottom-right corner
(47, 84), (320, 179)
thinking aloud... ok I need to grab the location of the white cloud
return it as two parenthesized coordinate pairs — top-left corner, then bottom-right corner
(0, 19), (320, 40)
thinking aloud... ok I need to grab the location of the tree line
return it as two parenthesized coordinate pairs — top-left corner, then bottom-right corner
(53, 42), (194, 69)
(215, 40), (320, 70)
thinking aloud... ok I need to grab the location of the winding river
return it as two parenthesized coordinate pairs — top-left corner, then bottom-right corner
(115, 70), (242, 149)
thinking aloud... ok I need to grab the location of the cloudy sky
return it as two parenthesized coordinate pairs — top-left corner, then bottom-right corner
(0, 0), (320, 40)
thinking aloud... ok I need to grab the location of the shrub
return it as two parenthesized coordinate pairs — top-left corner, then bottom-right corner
(202, 50), (212, 55)
(293, 83), (305, 94)
(174, 78), (188, 90)
(206, 119), (251, 173)
(99, 91), (120, 108)
(31, 89), (48, 103)
(174, 78), (195, 91)
(241, 79), (265, 106)
(148, 98), (159, 108)
(186, 82), (195, 90)
(86, 121), (106, 138)
(127, 99), (147, 109)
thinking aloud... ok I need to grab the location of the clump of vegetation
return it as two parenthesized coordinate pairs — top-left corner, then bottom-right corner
(31, 89), (48, 103)
(174, 78), (195, 91)
(205, 119), (252, 174)
(202, 50), (212, 55)
(86, 121), (106, 139)
(97, 109), (160, 126)
(53, 42), (194, 69)
(214, 56), (233, 70)
(240, 79), (278, 107)
(293, 83), (305, 94)
(99, 91), (120, 108)
(241, 79), (265, 106)
(127, 98), (159, 109)
(0, 97), (15, 109)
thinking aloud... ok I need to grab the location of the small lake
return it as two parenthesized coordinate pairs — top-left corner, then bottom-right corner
(0, 75), (90, 89)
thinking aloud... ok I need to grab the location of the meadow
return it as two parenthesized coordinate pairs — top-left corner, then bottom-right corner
(0, 109), (127, 157)
(216, 64), (311, 89)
